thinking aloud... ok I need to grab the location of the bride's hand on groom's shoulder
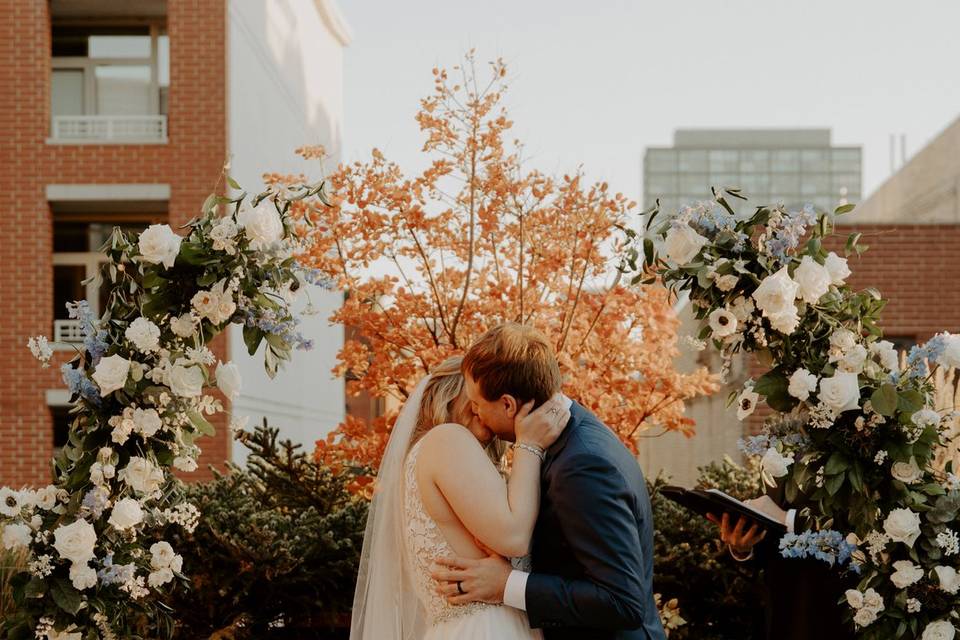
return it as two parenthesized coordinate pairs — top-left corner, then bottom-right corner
(430, 552), (513, 605)
(515, 393), (570, 450)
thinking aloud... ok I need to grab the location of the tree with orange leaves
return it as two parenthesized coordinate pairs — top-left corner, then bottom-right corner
(295, 53), (718, 473)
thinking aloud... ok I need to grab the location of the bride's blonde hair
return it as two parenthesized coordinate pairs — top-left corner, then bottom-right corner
(413, 355), (506, 466)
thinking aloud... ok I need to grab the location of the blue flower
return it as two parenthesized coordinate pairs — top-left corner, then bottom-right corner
(61, 363), (101, 406)
(779, 529), (859, 572)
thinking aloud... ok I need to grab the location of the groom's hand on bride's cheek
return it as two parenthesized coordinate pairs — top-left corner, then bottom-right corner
(430, 554), (512, 605)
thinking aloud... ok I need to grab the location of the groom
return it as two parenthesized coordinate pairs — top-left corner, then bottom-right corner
(432, 322), (666, 640)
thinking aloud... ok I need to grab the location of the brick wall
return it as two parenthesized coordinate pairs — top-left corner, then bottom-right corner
(0, 2), (229, 486)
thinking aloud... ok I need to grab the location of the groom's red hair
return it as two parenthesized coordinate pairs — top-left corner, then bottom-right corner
(462, 322), (562, 407)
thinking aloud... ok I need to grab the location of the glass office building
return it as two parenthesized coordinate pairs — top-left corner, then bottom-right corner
(643, 129), (861, 213)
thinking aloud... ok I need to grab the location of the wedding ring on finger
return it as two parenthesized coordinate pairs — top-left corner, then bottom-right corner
(456, 580), (466, 595)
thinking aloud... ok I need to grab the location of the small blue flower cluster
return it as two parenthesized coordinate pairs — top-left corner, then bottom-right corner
(293, 262), (335, 289)
(97, 553), (132, 586)
(738, 434), (775, 456)
(899, 333), (949, 381)
(66, 300), (109, 361)
(779, 529), (860, 571)
(765, 205), (816, 263)
(244, 307), (314, 351)
(61, 362), (101, 406)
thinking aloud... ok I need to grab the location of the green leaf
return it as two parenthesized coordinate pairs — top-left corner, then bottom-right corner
(834, 203), (856, 215)
(197, 271), (219, 287)
(825, 473), (845, 496)
(50, 578), (82, 615)
(643, 237), (655, 267)
(870, 383), (898, 417)
(897, 390), (925, 416)
(226, 175), (242, 190)
(753, 370), (795, 412)
(24, 576), (47, 598)
(824, 452), (849, 475)
(243, 324), (264, 356)
(188, 410), (216, 437)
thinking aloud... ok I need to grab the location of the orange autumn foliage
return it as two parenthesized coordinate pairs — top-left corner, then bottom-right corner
(297, 53), (718, 473)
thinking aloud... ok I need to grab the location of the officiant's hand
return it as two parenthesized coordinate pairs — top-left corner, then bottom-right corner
(707, 511), (767, 556)
(431, 551), (513, 605)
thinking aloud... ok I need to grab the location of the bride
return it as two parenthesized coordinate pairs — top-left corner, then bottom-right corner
(349, 355), (569, 640)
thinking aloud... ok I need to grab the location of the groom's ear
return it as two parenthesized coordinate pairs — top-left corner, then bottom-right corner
(501, 394), (519, 418)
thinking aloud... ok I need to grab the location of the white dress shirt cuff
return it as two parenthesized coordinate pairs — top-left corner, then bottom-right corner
(503, 570), (529, 611)
(786, 508), (797, 534)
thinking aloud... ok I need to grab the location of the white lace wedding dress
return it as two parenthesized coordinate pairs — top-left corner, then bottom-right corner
(404, 439), (542, 640)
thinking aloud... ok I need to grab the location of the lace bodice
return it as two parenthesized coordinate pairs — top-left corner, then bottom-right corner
(403, 439), (494, 626)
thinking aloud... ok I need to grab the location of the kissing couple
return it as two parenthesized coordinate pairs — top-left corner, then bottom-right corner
(350, 322), (666, 640)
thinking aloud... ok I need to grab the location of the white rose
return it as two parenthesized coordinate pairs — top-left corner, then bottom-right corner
(883, 508), (922, 547)
(170, 313), (197, 338)
(767, 306), (801, 335)
(133, 407), (163, 438)
(107, 497), (144, 531)
(238, 200), (285, 251)
(92, 354), (131, 396)
(824, 252), (851, 286)
(794, 256), (832, 304)
(715, 274), (739, 292)
(829, 328), (858, 360)
(34, 485), (58, 510)
(844, 589), (864, 609)
(853, 607), (878, 628)
(708, 309), (738, 338)
(119, 456), (165, 495)
(788, 369), (818, 401)
(125, 317), (161, 354)
(862, 588), (884, 612)
(148, 567), (175, 588)
(662, 224), (708, 265)
(935, 565), (960, 595)
(752, 266), (800, 316)
(818, 372), (861, 414)
(937, 334), (960, 369)
(150, 541), (177, 569)
(729, 296), (755, 323)
(173, 455), (198, 473)
(170, 554), (183, 573)
(2, 523), (32, 550)
(839, 344), (868, 374)
(922, 621), (957, 640)
(169, 362), (205, 398)
(736, 388), (760, 420)
(216, 361), (242, 400)
(870, 340), (900, 371)
(69, 563), (98, 591)
(138, 224), (183, 269)
(890, 560), (924, 589)
(53, 519), (97, 565)
(761, 448), (794, 478)
(891, 457), (924, 484)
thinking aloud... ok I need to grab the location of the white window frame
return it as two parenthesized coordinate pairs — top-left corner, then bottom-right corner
(50, 24), (167, 143)
(52, 251), (109, 347)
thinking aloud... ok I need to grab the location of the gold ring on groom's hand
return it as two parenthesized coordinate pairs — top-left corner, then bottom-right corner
(456, 581), (466, 595)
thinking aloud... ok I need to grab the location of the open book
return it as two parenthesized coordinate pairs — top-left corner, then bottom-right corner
(659, 485), (787, 535)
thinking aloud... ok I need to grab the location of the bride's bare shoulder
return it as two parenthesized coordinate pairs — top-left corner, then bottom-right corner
(418, 423), (480, 455)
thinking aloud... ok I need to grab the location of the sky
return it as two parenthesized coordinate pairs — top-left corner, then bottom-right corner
(338, 0), (960, 212)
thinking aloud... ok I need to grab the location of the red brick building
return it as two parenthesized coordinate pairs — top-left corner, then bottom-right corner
(0, 1), (229, 486)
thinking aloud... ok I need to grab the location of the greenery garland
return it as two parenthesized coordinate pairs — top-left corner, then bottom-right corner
(625, 189), (960, 640)
(1, 178), (327, 640)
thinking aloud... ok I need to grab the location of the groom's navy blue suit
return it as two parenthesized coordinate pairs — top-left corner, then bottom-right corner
(524, 401), (666, 640)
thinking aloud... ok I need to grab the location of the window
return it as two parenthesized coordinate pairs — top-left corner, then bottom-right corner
(50, 405), (72, 450)
(739, 150), (769, 173)
(800, 149), (829, 172)
(678, 150), (708, 173)
(646, 150), (677, 172)
(644, 173), (677, 196)
(50, 24), (169, 140)
(770, 173), (800, 197)
(800, 173), (830, 196)
(832, 149), (861, 173)
(709, 150), (739, 173)
(52, 215), (151, 342)
(771, 150), (799, 172)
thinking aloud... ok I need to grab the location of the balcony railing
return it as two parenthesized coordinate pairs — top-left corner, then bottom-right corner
(51, 115), (167, 142)
(54, 319), (84, 344)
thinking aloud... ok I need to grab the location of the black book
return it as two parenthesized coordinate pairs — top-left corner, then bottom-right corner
(660, 485), (787, 535)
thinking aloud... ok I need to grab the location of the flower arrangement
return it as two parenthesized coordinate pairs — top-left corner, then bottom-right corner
(626, 189), (960, 639)
(1, 179), (325, 640)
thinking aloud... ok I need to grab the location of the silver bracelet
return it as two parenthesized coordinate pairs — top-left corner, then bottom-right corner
(512, 442), (546, 462)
